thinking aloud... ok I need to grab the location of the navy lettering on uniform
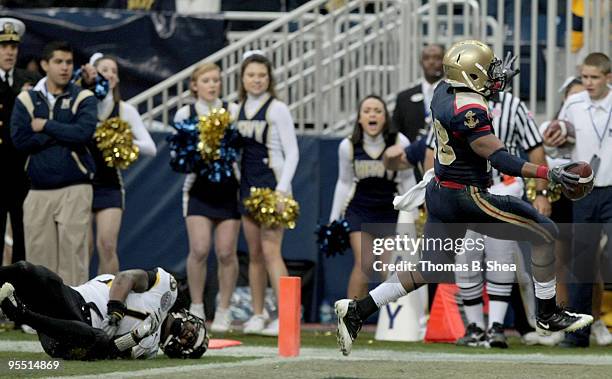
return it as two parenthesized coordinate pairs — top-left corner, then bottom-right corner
(237, 97), (277, 201)
(350, 139), (398, 209)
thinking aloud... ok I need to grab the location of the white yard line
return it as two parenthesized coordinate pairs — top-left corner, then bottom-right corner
(2, 341), (612, 379)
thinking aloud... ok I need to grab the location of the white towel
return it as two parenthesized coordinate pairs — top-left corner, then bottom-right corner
(393, 168), (435, 212)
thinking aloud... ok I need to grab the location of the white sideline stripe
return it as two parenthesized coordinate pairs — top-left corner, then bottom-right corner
(2, 341), (612, 379)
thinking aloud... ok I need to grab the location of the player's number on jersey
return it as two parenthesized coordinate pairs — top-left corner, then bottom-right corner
(433, 119), (456, 165)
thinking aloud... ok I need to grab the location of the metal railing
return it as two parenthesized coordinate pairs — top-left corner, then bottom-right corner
(128, 0), (611, 134)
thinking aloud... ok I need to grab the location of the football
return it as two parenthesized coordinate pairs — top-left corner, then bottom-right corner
(562, 161), (594, 201)
(545, 120), (576, 148)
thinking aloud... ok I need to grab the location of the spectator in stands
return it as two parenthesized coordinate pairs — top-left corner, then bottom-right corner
(0, 17), (40, 264)
(25, 57), (42, 78)
(85, 54), (156, 274)
(173, 62), (240, 332)
(10, 41), (97, 286)
(393, 44), (444, 143)
(541, 77), (585, 309)
(237, 51), (299, 336)
(553, 53), (612, 347)
(329, 95), (414, 299)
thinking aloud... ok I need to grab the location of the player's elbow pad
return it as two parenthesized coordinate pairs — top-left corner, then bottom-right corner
(488, 148), (525, 177)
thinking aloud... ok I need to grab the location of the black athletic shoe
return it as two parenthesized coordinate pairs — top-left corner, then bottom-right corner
(456, 323), (486, 347)
(335, 299), (363, 356)
(486, 322), (508, 348)
(536, 306), (594, 336)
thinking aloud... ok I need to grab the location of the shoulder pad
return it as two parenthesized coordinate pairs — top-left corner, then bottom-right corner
(454, 91), (488, 115)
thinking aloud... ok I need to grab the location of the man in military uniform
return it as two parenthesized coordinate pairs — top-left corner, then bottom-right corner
(0, 18), (40, 263)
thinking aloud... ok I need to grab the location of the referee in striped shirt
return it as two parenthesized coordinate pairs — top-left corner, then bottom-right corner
(422, 90), (551, 345)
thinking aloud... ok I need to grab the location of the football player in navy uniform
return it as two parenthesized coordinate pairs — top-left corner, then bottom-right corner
(0, 261), (208, 360)
(334, 40), (594, 356)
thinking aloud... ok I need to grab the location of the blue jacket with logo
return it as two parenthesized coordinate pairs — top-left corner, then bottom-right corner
(10, 80), (97, 189)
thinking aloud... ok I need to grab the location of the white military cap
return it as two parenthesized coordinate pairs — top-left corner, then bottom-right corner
(0, 18), (25, 43)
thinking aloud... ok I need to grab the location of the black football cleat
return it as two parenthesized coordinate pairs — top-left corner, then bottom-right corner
(456, 323), (486, 347)
(486, 322), (508, 349)
(335, 299), (363, 356)
(536, 307), (593, 336)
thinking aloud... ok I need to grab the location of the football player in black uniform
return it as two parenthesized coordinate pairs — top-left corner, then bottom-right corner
(0, 261), (208, 360)
(335, 40), (594, 356)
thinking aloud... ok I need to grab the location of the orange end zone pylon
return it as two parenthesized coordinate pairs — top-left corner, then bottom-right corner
(279, 276), (301, 357)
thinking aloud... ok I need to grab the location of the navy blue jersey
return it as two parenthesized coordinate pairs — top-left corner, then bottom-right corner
(91, 102), (121, 189)
(237, 97), (277, 198)
(431, 81), (494, 188)
(350, 138), (398, 209)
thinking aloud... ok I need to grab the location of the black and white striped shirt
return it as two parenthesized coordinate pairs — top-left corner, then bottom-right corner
(427, 91), (542, 180)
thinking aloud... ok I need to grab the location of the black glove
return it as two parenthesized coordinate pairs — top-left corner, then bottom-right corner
(102, 300), (126, 336)
(548, 162), (580, 190)
(502, 51), (520, 82)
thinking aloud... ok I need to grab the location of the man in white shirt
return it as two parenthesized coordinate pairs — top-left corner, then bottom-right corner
(554, 52), (612, 347)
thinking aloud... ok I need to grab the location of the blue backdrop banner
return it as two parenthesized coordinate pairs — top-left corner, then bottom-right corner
(0, 8), (226, 99)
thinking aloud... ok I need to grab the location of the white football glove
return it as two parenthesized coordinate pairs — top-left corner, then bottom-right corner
(131, 312), (161, 342)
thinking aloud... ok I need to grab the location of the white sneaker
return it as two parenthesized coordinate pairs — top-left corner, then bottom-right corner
(590, 319), (612, 346)
(243, 313), (267, 334)
(522, 331), (564, 346)
(0, 283), (15, 303)
(211, 308), (233, 333)
(21, 324), (36, 335)
(189, 303), (205, 321)
(261, 318), (278, 336)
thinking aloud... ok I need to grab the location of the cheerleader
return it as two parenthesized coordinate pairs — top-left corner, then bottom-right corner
(328, 95), (415, 299)
(90, 55), (156, 274)
(174, 62), (241, 332)
(237, 52), (299, 336)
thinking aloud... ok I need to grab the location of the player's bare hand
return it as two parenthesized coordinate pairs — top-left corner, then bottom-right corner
(532, 195), (551, 217)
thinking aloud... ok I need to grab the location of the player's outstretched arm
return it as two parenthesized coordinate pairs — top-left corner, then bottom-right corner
(470, 134), (542, 178)
(470, 134), (579, 188)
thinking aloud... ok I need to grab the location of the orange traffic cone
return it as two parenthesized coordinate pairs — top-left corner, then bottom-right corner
(424, 284), (465, 343)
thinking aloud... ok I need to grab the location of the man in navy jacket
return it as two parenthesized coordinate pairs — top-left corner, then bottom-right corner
(11, 41), (97, 286)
